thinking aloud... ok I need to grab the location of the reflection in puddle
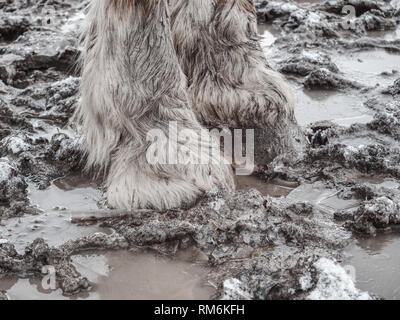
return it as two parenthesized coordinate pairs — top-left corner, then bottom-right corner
(0, 251), (214, 300)
(344, 233), (400, 300)
(293, 88), (374, 127)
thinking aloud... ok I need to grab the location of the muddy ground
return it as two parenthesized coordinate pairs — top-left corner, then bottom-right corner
(0, 0), (399, 300)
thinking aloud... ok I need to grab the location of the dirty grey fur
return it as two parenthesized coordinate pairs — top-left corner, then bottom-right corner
(169, 0), (304, 163)
(75, 0), (302, 210)
(74, 0), (234, 211)
(170, 0), (295, 128)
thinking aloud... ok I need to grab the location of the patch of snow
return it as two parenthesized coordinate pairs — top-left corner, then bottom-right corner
(301, 50), (321, 60)
(0, 160), (13, 181)
(307, 258), (371, 300)
(343, 145), (359, 160)
(2, 135), (30, 155)
(281, 3), (299, 13)
(305, 12), (322, 26)
(222, 278), (253, 300)
(299, 272), (313, 291)
(364, 196), (394, 212)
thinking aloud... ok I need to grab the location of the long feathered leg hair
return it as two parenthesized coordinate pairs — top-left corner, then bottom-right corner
(74, 0), (234, 211)
(169, 0), (305, 164)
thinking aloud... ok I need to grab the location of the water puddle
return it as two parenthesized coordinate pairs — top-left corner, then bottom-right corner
(287, 183), (359, 214)
(333, 50), (400, 87)
(340, 136), (380, 147)
(344, 232), (400, 300)
(344, 169), (400, 188)
(0, 278), (65, 300)
(332, 133), (399, 148)
(30, 174), (101, 211)
(0, 174), (109, 253)
(293, 88), (374, 127)
(237, 177), (359, 214)
(236, 175), (296, 197)
(0, 250), (214, 300)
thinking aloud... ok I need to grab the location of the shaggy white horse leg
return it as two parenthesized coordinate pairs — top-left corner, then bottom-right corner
(75, 0), (234, 210)
(170, 0), (305, 164)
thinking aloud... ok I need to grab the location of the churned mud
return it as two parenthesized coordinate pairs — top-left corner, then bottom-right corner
(1, 0), (400, 300)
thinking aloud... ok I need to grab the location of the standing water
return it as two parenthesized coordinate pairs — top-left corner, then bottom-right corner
(0, 250), (214, 300)
(344, 233), (400, 300)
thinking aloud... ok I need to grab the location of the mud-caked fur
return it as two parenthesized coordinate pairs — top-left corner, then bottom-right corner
(75, 0), (234, 211)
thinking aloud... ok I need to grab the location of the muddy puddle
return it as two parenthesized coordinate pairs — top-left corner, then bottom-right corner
(293, 88), (374, 127)
(236, 175), (296, 197)
(0, 250), (214, 300)
(0, 173), (215, 300)
(344, 169), (400, 188)
(257, 16), (378, 129)
(333, 50), (400, 88)
(332, 134), (398, 148)
(288, 183), (360, 213)
(344, 232), (400, 300)
(0, 174), (110, 253)
(237, 177), (360, 213)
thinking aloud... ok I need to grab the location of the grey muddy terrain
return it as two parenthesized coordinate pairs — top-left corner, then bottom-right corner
(0, 0), (400, 300)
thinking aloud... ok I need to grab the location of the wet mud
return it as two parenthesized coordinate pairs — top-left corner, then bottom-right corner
(1, 0), (400, 300)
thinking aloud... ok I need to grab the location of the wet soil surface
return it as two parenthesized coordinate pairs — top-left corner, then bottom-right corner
(1, 0), (400, 300)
